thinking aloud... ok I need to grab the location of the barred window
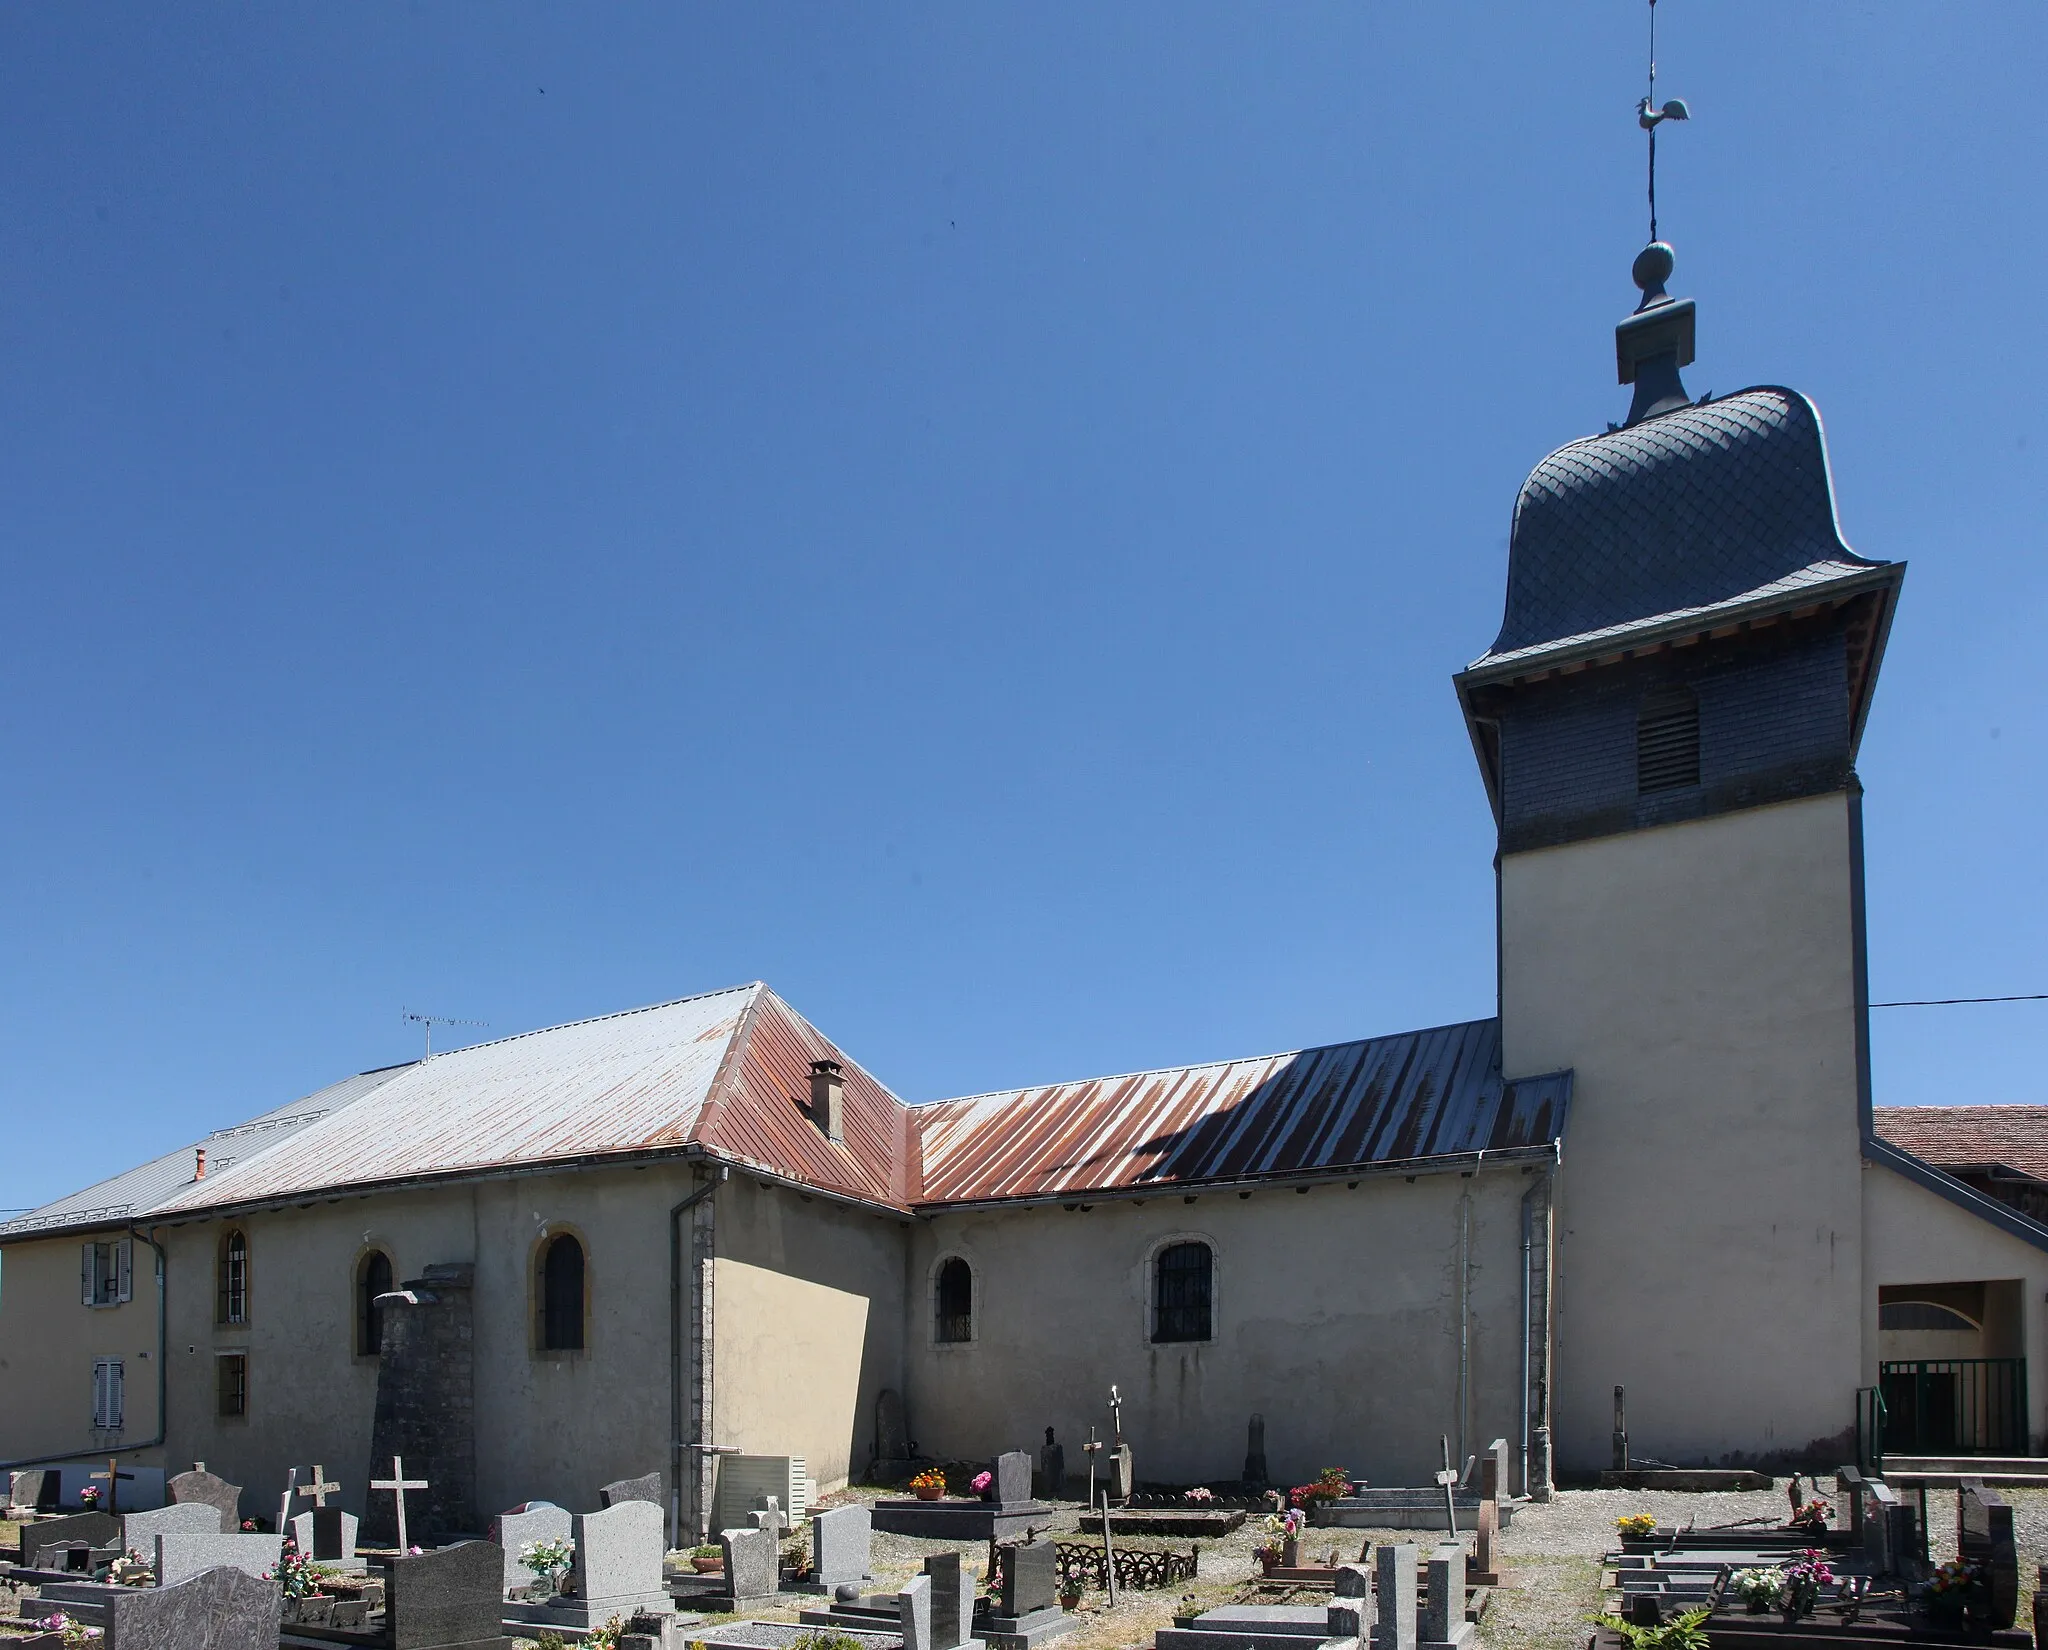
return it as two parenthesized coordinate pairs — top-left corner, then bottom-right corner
(1152, 1242), (1213, 1343)
(539, 1234), (585, 1351)
(217, 1353), (248, 1418)
(217, 1230), (248, 1325)
(1637, 685), (1701, 794)
(358, 1251), (394, 1356)
(935, 1257), (973, 1343)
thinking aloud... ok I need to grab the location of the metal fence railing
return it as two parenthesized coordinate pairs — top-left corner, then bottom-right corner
(1878, 1358), (2028, 1456)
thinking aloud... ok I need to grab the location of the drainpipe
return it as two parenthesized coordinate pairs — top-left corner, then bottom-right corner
(1456, 1186), (1473, 1463)
(1518, 1189), (1533, 1497)
(669, 1167), (727, 1550)
(0, 1224), (167, 1477)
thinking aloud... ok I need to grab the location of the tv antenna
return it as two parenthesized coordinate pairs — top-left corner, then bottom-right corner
(1637, 0), (1690, 244)
(400, 1008), (488, 1059)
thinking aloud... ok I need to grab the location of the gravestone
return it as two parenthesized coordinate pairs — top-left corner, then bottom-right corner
(1039, 1429), (1066, 1500)
(925, 1552), (974, 1650)
(1836, 1468), (1865, 1541)
(494, 1501), (572, 1594)
(125, 1499), (227, 1550)
(386, 1539), (510, 1650)
(1883, 1500), (1918, 1579)
(1244, 1414), (1269, 1489)
(811, 1505), (874, 1593)
(11, 1469), (60, 1513)
(1109, 1444), (1134, 1504)
(721, 1524), (780, 1606)
(601, 1472), (664, 1509)
(750, 1494), (785, 1533)
(155, 1532), (284, 1588)
(1328, 1563), (1372, 1640)
(103, 1562), (280, 1650)
(168, 1470), (242, 1533)
(23, 1510), (119, 1566)
(1958, 1482), (2018, 1630)
(899, 1572), (933, 1650)
(994, 1452), (1033, 1505)
(1472, 1453), (1500, 1584)
(290, 1507), (360, 1562)
(876, 1389), (910, 1468)
(1421, 1544), (1469, 1648)
(1862, 1480), (1898, 1572)
(1001, 1538), (1057, 1617)
(573, 1500), (670, 1618)
(1373, 1544), (1417, 1650)
(2035, 1565), (2048, 1650)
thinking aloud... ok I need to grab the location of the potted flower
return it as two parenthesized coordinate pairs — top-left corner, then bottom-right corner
(1261, 1508), (1306, 1569)
(1779, 1550), (1835, 1620)
(267, 1541), (332, 1625)
(40, 1611), (103, 1647)
(909, 1468), (948, 1503)
(1730, 1568), (1783, 1614)
(1788, 1498), (1830, 1533)
(1615, 1513), (1658, 1541)
(78, 1486), (101, 1510)
(521, 1536), (575, 1595)
(690, 1543), (724, 1574)
(972, 1471), (994, 1502)
(1921, 1557), (1983, 1626)
(108, 1550), (154, 1588)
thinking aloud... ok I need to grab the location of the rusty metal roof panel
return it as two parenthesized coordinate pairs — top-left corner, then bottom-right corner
(149, 985), (762, 1214)
(915, 1019), (1570, 1204)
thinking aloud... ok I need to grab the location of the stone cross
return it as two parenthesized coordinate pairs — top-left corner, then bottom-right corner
(90, 1458), (136, 1514)
(371, 1455), (430, 1552)
(298, 1466), (342, 1509)
(277, 1467), (300, 1538)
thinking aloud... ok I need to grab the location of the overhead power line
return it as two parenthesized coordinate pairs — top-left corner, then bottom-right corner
(1871, 994), (2048, 1008)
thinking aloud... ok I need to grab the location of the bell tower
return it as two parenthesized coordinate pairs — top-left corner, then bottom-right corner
(1455, 246), (1904, 1471)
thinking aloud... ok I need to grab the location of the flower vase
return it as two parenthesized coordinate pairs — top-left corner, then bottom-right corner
(692, 1556), (723, 1574)
(915, 1485), (945, 1502)
(1281, 1538), (1300, 1568)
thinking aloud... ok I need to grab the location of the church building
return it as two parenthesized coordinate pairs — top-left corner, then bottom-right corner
(6, 244), (2044, 1541)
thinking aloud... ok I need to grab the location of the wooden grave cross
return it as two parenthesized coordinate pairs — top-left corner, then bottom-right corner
(371, 1455), (430, 1552)
(298, 1466), (342, 1508)
(90, 1458), (136, 1514)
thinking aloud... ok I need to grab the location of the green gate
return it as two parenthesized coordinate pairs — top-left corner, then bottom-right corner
(1878, 1358), (2028, 1456)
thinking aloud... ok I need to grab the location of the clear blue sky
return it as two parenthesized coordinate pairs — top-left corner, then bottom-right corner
(4, 4), (2044, 1214)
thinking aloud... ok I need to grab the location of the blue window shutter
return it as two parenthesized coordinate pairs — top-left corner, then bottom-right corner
(116, 1241), (132, 1304)
(82, 1245), (94, 1307)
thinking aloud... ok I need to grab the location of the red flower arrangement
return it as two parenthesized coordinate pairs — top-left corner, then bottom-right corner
(1287, 1467), (1353, 1510)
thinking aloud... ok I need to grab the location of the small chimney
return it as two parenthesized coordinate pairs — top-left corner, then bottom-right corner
(808, 1059), (845, 1144)
(194, 1148), (207, 1181)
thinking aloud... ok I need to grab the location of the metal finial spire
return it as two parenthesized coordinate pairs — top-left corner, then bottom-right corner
(1637, 0), (1689, 244)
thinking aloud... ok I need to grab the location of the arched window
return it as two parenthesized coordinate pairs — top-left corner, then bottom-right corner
(357, 1251), (394, 1356)
(217, 1230), (248, 1325)
(1637, 685), (1701, 794)
(539, 1234), (585, 1351)
(1880, 1301), (1981, 1333)
(1153, 1241), (1213, 1343)
(935, 1257), (973, 1343)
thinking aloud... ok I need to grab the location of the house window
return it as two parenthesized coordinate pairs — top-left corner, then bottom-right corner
(80, 1240), (132, 1308)
(358, 1251), (394, 1356)
(1153, 1241), (1214, 1343)
(538, 1234), (585, 1351)
(216, 1353), (248, 1418)
(1637, 685), (1701, 794)
(935, 1257), (973, 1343)
(217, 1230), (248, 1325)
(92, 1359), (125, 1431)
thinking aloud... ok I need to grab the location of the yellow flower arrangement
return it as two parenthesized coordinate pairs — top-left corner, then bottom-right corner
(908, 1468), (948, 1493)
(1616, 1513), (1658, 1539)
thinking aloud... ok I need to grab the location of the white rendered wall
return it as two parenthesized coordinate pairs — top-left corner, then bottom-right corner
(903, 1167), (1537, 1491)
(1501, 791), (1867, 1474)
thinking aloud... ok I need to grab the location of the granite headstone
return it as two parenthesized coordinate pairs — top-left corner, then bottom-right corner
(387, 1539), (510, 1650)
(1001, 1538), (1058, 1617)
(11, 1469), (60, 1514)
(22, 1510), (119, 1566)
(993, 1452), (1032, 1506)
(125, 1499), (232, 1551)
(811, 1504), (874, 1592)
(1421, 1544), (1466, 1646)
(722, 1523), (781, 1605)
(899, 1571), (933, 1650)
(167, 1470), (242, 1534)
(1038, 1430), (1066, 1501)
(1373, 1544), (1417, 1650)
(103, 1562), (280, 1650)
(925, 1552), (973, 1650)
(1960, 1482), (2018, 1630)
(1329, 1562), (1373, 1641)
(600, 1472), (664, 1509)
(290, 1508), (360, 1562)
(572, 1500), (668, 1613)
(155, 1532), (285, 1588)
(494, 1501), (572, 1593)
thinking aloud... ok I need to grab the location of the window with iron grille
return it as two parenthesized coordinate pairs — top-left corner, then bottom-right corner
(358, 1250), (394, 1356)
(216, 1353), (247, 1418)
(1152, 1242), (1213, 1343)
(92, 1358), (124, 1431)
(935, 1256), (973, 1343)
(539, 1234), (585, 1351)
(1637, 685), (1701, 794)
(217, 1230), (248, 1325)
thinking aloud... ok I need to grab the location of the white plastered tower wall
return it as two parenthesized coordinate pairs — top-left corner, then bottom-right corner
(1501, 789), (1867, 1473)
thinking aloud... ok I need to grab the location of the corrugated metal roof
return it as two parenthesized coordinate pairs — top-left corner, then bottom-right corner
(915, 1019), (1570, 1204)
(0, 1067), (408, 1238)
(149, 985), (761, 1215)
(1875, 1107), (2048, 1183)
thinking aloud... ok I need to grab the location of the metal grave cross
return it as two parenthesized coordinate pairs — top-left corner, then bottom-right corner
(297, 1466), (342, 1509)
(1107, 1384), (1124, 1446)
(90, 1458), (136, 1514)
(371, 1455), (430, 1552)
(1434, 1436), (1460, 1538)
(277, 1467), (300, 1538)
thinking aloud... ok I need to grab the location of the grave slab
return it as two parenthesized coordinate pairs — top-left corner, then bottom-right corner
(22, 1511), (119, 1566)
(103, 1562), (280, 1650)
(602, 1472), (665, 1509)
(492, 1501), (571, 1595)
(154, 1532), (284, 1588)
(809, 1505), (876, 1595)
(387, 1539), (511, 1650)
(167, 1470), (242, 1534)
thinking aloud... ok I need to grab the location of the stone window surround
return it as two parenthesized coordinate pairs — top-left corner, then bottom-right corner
(1142, 1231), (1218, 1347)
(216, 1228), (249, 1327)
(928, 1250), (976, 1349)
(529, 1222), (592, 1359)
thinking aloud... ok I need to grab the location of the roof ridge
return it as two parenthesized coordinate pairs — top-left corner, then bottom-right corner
(405, 981), (764, 1062)
(918, 1017), (1499, 1111)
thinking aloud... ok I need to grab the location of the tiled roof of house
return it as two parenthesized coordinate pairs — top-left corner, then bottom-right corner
(1475, 388), (1892, 672)
(1874, 1106), (2048, 1183)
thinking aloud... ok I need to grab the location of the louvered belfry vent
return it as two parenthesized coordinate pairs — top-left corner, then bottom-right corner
(1637, 686), (1701, 793)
